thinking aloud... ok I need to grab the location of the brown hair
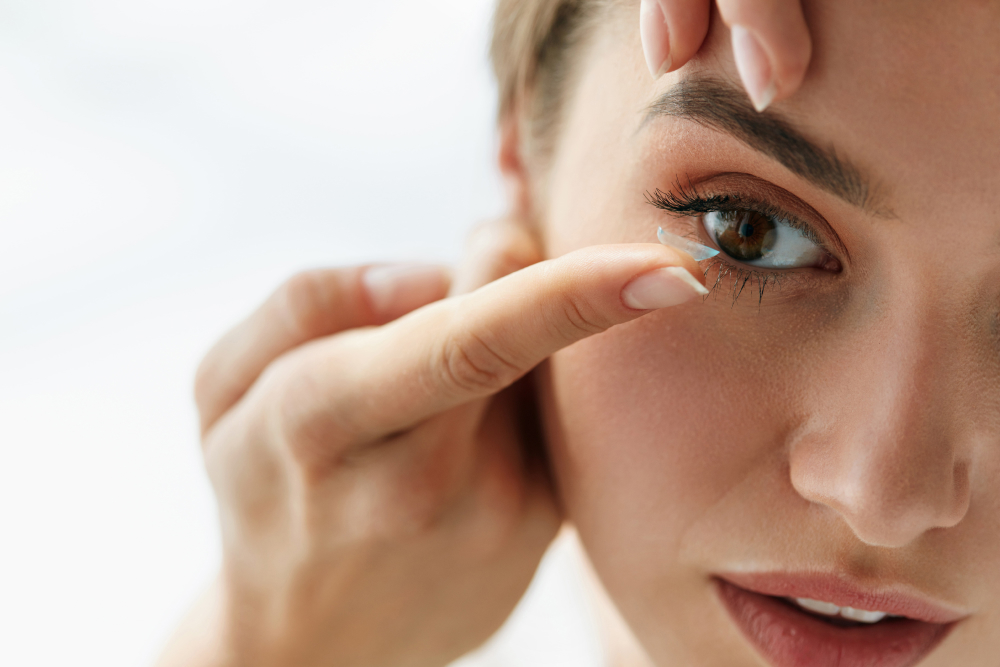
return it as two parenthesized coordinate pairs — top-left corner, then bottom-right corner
(490, 0), (613, 160)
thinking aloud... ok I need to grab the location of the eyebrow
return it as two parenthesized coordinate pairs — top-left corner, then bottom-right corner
(645, 77), (886, 214)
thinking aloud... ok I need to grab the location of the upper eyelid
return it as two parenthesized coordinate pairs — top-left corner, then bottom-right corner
(646, 179), (845, 258)
(647, 189), (821, 245)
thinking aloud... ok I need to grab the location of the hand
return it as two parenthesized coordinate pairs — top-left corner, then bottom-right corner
(157, 218), (707, 667)
(640, 0), (812, 111)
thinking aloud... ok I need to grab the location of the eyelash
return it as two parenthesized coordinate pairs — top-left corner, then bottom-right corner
(644, 182), (823, 306)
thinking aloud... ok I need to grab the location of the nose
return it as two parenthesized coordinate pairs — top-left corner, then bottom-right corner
(788, 316), (972, 548)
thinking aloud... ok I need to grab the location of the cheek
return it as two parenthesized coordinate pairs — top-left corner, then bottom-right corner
(537, 305), (834, 661)
(540, 307), (800, 582)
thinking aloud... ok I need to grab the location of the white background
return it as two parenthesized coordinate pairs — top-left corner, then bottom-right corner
(0, 1), (604, 665)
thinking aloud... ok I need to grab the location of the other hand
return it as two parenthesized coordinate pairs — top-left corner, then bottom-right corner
(159, 218), (706, 667)
(640, 0), (812, 111)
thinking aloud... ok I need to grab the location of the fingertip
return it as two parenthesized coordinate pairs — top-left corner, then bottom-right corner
(770, 35), (811, 103)
(718, 0), (812, 109)
(656, 0), (712, 75)
(651, 241), (707, 290)
(621, 266), (707, 310)
(640, 0), (671, 77)
(730, 24), (776, 111)
(766, 23), (811, 104)
(558, 243), (707, 314)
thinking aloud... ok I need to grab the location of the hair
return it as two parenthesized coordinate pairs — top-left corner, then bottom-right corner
(490, 0), (615, 161)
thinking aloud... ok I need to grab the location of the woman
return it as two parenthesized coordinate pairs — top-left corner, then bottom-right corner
(159, 0), (1000, 665)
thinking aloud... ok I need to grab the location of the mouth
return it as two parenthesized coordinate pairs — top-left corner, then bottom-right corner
(714, 573), (963, 667)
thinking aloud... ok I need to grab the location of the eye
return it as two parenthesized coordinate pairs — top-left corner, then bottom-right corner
(703, 209), (829, 269)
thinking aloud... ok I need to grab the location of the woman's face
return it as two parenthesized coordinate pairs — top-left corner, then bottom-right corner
(536, 1), (1000, 665)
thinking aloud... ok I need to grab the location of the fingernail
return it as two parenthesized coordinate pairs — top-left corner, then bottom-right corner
(622, 266), (708, 310)
(640, 0), (672, 78)
(363, 263), (449, 315)
(731, 25), (776, 112)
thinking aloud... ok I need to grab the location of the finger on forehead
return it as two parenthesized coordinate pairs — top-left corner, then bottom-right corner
(716, 0), (812, 100)
(648, 0), (712, 75)
(195, 264), (449, 434)
(283, 243), (703, 446)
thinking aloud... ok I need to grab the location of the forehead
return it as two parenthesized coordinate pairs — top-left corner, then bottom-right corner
(785, 0), (1000, 213)
(584, 0), (1000, 227)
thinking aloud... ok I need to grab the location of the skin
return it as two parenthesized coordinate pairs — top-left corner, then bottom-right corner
(640, 0), (812, 110)
(157, 1), (1000, 666)
(158, 232), (704, 667)
(528, 1), (1000, 665)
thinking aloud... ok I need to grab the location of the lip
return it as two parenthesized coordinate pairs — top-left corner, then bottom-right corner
(719, 572), (967, 624)
(718, 572), (967, 624)
(715, 574), (965, 667)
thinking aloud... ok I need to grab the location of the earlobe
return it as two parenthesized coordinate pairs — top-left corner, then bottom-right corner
(497, 109), (534, 219)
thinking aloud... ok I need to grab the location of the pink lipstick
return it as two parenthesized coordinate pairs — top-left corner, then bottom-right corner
(715, 573), (963, 667)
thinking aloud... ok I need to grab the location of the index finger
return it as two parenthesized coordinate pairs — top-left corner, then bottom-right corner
(287, 244), (707, 443)
(195, 263), (449, 434)
(639, 0), (812, 112)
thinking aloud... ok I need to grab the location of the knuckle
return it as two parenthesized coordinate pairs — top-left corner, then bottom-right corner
(437, 327), (521, 396)
(263, 353), (347, 471)
(555, 295), (610, 338)
(263, 355), (314, 434)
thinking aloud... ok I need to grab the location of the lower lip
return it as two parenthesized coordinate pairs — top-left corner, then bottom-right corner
(715, 579), (955, 667)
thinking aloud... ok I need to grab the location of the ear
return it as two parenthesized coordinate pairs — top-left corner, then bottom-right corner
(497, 108), (534, 218)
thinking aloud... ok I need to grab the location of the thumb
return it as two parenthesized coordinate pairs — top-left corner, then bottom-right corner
(451, 217), (544, 296)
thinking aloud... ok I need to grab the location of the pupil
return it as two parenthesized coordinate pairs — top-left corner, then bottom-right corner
(738, 222), (755, 238)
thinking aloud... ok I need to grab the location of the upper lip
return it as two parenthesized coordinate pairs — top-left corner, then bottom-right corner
(717, 571), (969, 625)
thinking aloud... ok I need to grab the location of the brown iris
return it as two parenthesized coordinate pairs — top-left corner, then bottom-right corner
(714, 210), (778, 261)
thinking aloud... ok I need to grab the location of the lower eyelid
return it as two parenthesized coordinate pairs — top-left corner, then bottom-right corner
(700, 256), (792, 306)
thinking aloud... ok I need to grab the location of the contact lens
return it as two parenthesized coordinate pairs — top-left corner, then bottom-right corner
(657, 227), (720, 261)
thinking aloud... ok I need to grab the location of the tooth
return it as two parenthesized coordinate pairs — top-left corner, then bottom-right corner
(795, 598), (841, 616)
(840, 607), (887, 623)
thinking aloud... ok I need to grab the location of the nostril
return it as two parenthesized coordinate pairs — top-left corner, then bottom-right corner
(789, 435), (972, 548)
(841, 505), (950, 550)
